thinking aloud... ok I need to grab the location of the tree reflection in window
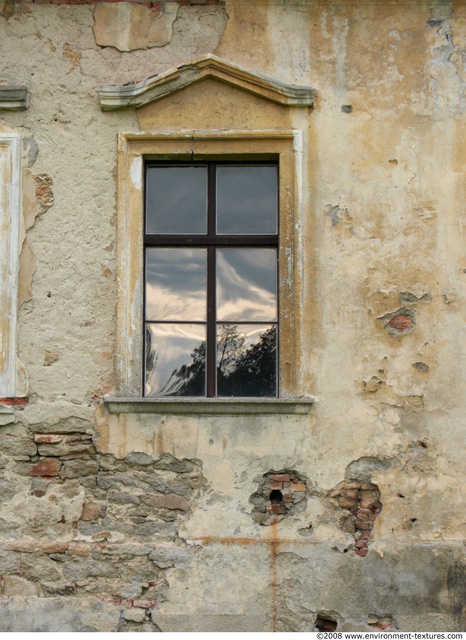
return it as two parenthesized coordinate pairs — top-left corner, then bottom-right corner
(146, 324), (276, 397)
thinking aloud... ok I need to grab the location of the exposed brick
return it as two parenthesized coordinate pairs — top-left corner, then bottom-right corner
(270, 482), (283, 490)
(30, 458), (61, 477)
(388, 314), (413, 332)
(0, 397), (28, 406)
(133, 600), (159, 609)
(290, 483), (306, 492)
(336, 494), (358, 509)
(33, 434), (64, 444)
(339, 481), (361, 490)
(359, 490), (380, 502)
(360, 483), (379, 491)
(270, 474), (291, 482)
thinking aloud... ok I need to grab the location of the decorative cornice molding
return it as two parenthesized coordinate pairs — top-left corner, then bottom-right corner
(0, 85), (28, 111)
(98, 54), (315, 111)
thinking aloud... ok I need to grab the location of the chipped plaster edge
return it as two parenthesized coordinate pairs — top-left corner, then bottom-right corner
(0, 132), (22, 397)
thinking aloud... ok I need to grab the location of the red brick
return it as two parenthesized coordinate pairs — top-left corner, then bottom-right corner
(271, 474), (290, 482)
(270, 482), (283, 490)
(133, 600), (159, 609)
(290, 483), (306, 492)
(30, 458), (60, 477)
(33, 434), (63, 444)
(0, 397), (28, 406)
(360, 483), (379, 491)
(355, 521), (373, 531)
(388, 315), (412, 332)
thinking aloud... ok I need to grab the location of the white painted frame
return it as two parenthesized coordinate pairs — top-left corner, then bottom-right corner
(0, 133), (22, 397)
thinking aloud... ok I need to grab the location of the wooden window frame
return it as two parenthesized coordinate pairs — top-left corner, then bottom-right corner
(143, 159), (279, 398)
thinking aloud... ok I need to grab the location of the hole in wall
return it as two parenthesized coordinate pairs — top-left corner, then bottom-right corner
(315, 614), (338, 631)
(269, 489), (283, 504)
(250, 469), (308, 526)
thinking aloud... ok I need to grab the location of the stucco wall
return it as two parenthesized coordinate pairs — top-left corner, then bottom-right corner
(0, 0), (464, 632)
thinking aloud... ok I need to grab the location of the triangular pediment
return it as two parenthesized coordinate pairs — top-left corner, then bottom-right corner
(98, 54), (314, 111)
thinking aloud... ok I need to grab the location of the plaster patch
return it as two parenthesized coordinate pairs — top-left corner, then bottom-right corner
(130, 156), (142, 191)
(93, 3), (179, 52)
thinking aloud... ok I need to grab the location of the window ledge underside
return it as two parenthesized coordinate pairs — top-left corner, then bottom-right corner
(104, 397), (314, 416)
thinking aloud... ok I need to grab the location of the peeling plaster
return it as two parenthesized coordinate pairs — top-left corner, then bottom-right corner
(130, 156), (142, 191)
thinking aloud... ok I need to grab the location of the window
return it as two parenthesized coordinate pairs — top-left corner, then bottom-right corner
(112, 130), (305, 404)
(144, 162), (278, 398)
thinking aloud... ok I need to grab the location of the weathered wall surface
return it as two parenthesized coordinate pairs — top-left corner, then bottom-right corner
(0, 0), (465, 632)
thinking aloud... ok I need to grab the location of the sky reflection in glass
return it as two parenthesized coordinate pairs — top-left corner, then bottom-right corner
(217, 248), (277, 322)
(146, 166), (207, 234)
(145, 248), (207, 321)
(145, 323), (206, 397)
(216, 166), (277, 234)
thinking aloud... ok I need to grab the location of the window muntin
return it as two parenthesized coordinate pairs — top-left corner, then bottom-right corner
(144, 162), (278, 398)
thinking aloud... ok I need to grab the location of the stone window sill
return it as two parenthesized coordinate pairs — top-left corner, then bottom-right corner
(103, 397), (314, 416)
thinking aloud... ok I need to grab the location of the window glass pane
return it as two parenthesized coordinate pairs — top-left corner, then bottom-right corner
(145, 323), (206, 397)
(217, 324), (277, 397)
(217, 248), (277, 322)
(216, 166), (277, 234)
(146, 166), (207, 234)
(145, 248), (207, 321)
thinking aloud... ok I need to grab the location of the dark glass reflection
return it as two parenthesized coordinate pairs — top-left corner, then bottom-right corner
(145, 248), (207, 321)
(216, 166), (277, 234)
(146, 166), (207, 234)
(217, 248), (277, 322)
(145, 324), (206, 397)
(216, 324), (277, 397)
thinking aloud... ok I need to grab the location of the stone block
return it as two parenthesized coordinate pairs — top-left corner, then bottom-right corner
(37, 442), (95, 457)
(62, 459), (99, 478)
(141, 493), (189, 511)
(0, 597), (121, 631)
(123, 608), (146, 623)
(0, 435), (37, 457)
(31, 418), (93, 434)
(30, 458), (60, 477)
(80, 502), (100, 521)
(1, 575), (41, 597)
